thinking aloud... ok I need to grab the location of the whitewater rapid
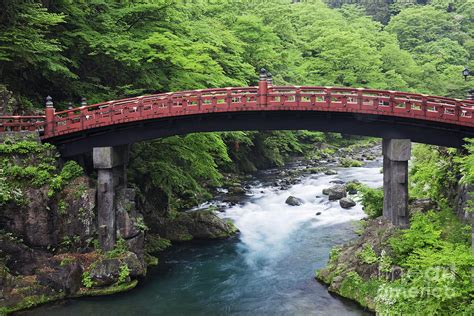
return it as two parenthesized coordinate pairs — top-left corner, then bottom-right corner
(223, 161), (383, 269)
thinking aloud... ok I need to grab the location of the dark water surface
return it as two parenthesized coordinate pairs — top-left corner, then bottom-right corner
(23, 162), (381, 316)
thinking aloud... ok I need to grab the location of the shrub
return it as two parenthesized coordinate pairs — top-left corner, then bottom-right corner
(357, 185), (383, 218)
(118, 264), (130, 283)
(0, 169), (24, 205)
(82, 271), (94, 288)
(0, 141), (83, 202)
(389, 211), (442, 262)
(377, 210), (474, 314)
(340, 157), (364, 167)
(48, 160), (83, 196)
(358, 243), (378, 264)
(107, 237), (128, 258)
(378, 250), (392, 273)
(133, 217), (148, 232)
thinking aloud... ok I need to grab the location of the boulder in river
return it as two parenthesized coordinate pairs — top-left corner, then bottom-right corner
(306, 167), (324, 174)
(89, 251), (145, 287)
(285, 196), (303, 206)
(325, 169), (338, 175)
(152, 209), (239, 242)
(228, 186), (246, 195)
(340, 197), (356, 209)
(315, 212), (322, 216)
(325, 185), (347, 201)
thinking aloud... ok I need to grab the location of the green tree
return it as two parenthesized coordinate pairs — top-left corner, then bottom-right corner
(386, 6), (466, 51)
(0, 0), (69, 102)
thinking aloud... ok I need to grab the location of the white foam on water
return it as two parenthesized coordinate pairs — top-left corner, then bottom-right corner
(222, 160), (383, 267)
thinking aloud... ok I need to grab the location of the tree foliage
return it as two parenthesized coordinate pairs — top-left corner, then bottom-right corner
(129, 133), (231, 210)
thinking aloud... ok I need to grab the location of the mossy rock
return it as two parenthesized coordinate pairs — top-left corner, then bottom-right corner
(154, 210), (239, 241)
(76, 280), (138, 297)
(340, 158), (364, 168)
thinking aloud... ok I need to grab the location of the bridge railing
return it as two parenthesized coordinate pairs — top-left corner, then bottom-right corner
(267, 86), (474, 124)
(1, 81), (473, 139)
(50, 87), (260, 136)
(0, 116), (46, 133)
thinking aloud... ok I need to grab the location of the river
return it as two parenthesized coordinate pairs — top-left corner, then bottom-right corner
(23, 159), (382, 316)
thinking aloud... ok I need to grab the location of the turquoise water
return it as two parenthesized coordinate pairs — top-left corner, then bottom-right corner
(24, 163), (381, 316)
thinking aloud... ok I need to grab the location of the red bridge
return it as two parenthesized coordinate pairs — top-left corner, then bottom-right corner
(3, 70), (473, 244)
(1, 72), (474, 156)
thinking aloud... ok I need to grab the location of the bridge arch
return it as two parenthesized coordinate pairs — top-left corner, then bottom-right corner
(1, 72), (473, 250)
(1, 71), (473, 156)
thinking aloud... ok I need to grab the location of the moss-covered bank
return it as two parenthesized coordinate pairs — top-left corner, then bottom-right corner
(0, 138), (239, 314)
(317, 143), (474, 315)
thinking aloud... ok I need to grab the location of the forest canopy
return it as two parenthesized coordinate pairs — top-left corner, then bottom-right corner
(0, 0), (472, 111)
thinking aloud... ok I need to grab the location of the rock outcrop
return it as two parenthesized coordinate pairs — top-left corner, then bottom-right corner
(323, 185), (347, 201)
(0, 141), (147, 314)
(316, 218), (397, 311)
(324, 169), (338, 175)
(151, 210), (238, 242)
(339, 197), (356, 209)
(285, 196), (303, 206)
(1, 176), (96, 250)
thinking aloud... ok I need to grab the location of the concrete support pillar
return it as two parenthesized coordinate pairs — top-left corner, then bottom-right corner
(97, 168), (115, 251)
(383, 139), (411, 227)
(93, 146), (128, 251)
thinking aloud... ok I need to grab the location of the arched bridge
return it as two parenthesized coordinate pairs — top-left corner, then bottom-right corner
(1, 72), (473, 250)
(1, 74), (473, 157)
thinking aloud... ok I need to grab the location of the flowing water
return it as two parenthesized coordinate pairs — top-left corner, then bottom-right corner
(24, 159), (382, 316)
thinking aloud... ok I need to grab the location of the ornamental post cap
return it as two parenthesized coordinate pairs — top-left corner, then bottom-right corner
(46, 96), (53, 107)
(467, 89), (474, 100)
(266, 72), (273, 85)
(463, 67), (470, 80)
(259, 68), (268, 80)
(81, 97), (87, 106)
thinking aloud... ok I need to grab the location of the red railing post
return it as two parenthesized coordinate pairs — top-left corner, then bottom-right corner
(258, 68), (268, 106)
(44, 96), (55, 137)
(357, 89), (363, 110)
(12, 117), (19, 132)
(138, 98), (144, 117)
(67, 102), (74, 121)
(267, 72), (273, 105)
(296, 87), (301, 107)
(226, 89), (232, 109)
(80, 97), (88, 130)
(389, 92), (395, 113)
(168, 94), (173, 114)
(326, 88), (332, 109)
(421, 96), (427, 117)
(455, 100), (461, 122)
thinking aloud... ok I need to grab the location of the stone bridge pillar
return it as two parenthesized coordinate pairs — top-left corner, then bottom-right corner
(93, 146), (129, 251)
(383, 139), (411, 227)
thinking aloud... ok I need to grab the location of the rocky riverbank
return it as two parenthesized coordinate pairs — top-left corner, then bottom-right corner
(315, 167), (473, 313)
(0, 139), (237, 315)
